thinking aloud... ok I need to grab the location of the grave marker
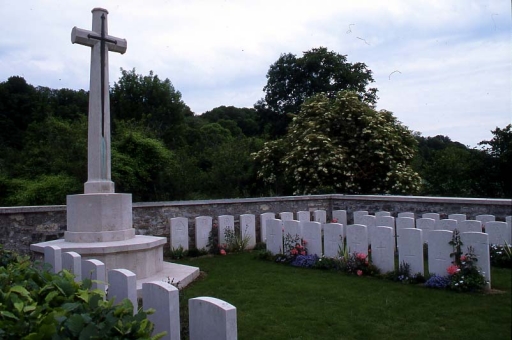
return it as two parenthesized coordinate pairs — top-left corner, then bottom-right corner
(195, 216), (212, 250)
(266, 219), (283, 255)
(460, 232), (491, 289)
(170, 217), (189, 250)
(353, 211), (369, 225)
(372, 226), (395, 273)
(485, 221), (508, 245)
(302, 221), (322, 256)
(218, 215), (234, 245)
(397, 228), (424, 276)
(346, 224), (368, 256)
(323, 223), (343, 258)
(240, 214), (256, 249)
(428, 230), (453, 276)
(416, 218), (435, 243)
(458, 220), (482, 233)
(436, 219), (458, 232)
(260, 212), (275, 243)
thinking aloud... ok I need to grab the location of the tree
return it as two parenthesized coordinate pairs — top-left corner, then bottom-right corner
(253, 91), (420, 195)
(111, 68), (192, 147)
(255, 47), (378, 136)
(479, 124), (512, 197)
(201, 106), (261, 137)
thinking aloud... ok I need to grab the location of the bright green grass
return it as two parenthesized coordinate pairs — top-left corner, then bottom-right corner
(175, 253), (511, 340)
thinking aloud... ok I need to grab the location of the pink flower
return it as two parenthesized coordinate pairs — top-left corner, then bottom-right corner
(332, 218), (338, 223)
(446, 265), (459, 275)
(220, 249), (226, 255)
(460, 255), (467, 262)
(302, 239), (308, 245)
(356, 253), (367, 260)
(291, 248), (298, 255)
(300, 251), (306, 255)
(357, 270), (363, 276)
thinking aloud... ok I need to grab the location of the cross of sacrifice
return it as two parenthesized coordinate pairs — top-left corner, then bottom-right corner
(71, 8), (127, 194)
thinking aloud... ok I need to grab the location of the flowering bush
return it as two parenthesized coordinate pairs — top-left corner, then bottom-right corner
(283, 233), (308, 257)
(489, 243), (512, 268)
(386, 261), (426, 284)
(291, 254), (319, 268)
(444, 230), (488, 292)
(425, 275), (451, 289)
(339, 252), (379, 276)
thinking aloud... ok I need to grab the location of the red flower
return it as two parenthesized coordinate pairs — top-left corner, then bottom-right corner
(460, 255), (467, 262)
(357, 270), (363, 276)
(300, 251), (306, 255)
(356, 253), (367, 260)
(332, 218), (338, 223)
(302, 239), (308, 245)
(446, 265), (459, 275)
(291, 248), (298, 255)
(220, 249), (226, 255)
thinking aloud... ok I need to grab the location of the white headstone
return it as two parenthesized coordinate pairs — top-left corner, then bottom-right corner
(313, 210), (327, 224)
(396, 217), (415, 238)
(375, 211), (391, 218)
(195, 216), (212, 250)
(353, 211), (369, 225)
(108, 269), (137, 315)
(458, 220), (482, 233)
(297, 211), (311, 223)
(428, 230), (453, 276)
(397, 228), (424, 276)
(323, 223), (343, 258)
(416, 218), (436, 243)
(435, 219), (458, 232)
(360, 215), (376, 245)
(332, 210), (348, 237)
(448, 214), (466, 223)
(485, 221), (508, 245)
(82, 259), (106, 292)
(189, 297), (237, 340)
(423, 213), (440, 222)
(376, 216), (395, 237)
(218, 215), (235, 246)
(170, 217), (189, 250)
(475, 214), (495, 225)
(302, 221), (322, 256)
(346, 224), (368, 256)
(44, 245), (62, 274)
(372, 226), (395, 273)
(460, 232), (491, 289)
(266, 219), (283, 255)
(284, 220), (302, 240)
(398, 212), (415, 219)
(143, 281), (180, 340)
(240, 214), (256, 249)
(279, 212), (294, 221)
(260, 212), (275, 243)
(62, 251), (82, 282)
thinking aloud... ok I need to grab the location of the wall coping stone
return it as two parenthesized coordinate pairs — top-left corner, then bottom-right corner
(1, 195), (510, 214)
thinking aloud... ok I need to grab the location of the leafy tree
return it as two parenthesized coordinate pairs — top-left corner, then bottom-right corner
(201, 106), (261, 137)
(479, 124), (512, 197)
(255, 47), (378, 136)
(254, 91), (420, 195)
(111, 68), (193, 147)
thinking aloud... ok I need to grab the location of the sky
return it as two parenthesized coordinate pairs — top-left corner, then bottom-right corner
(0, 0), (510, 147)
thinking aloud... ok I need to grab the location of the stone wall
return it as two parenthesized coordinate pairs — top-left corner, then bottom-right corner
(1, 195), (510, 255)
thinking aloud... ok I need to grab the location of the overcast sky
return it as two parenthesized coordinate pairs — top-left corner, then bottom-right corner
(1, 0), (510, 147)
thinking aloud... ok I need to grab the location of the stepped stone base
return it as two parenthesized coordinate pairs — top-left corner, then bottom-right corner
(30, 236), (199, 293)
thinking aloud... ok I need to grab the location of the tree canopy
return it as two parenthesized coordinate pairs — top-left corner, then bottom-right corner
(255, 47), (377, 137)
(254, 91), (420, 195)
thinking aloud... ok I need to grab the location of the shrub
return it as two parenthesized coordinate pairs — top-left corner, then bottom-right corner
(0, 247), (163, 339)
(489, 243), (512, 268)
(425, 275), (451, 289)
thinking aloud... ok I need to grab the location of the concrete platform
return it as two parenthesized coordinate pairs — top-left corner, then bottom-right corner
(135, 261), (200, 295)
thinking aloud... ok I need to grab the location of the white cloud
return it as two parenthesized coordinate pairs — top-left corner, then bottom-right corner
(0, 0), (510, 147)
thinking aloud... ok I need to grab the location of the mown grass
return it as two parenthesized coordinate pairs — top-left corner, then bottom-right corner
(174, 252), (511, 340)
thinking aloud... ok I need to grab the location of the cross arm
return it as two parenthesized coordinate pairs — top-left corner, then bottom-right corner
(71, 27), (127, 54)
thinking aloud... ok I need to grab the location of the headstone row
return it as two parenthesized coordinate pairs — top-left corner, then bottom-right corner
(170, 212), (511, 252)
(44, 246), (237, 340)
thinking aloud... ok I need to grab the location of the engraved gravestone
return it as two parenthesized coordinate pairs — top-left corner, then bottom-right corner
(170, 217), (189, 250)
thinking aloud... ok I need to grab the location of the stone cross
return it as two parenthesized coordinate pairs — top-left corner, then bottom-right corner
(71, 8), (127, 194)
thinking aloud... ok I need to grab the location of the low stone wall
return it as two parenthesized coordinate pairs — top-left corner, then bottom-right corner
(1, 195), (510, 255)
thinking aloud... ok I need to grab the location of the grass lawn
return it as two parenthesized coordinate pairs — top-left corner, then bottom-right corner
(174, 252), (511, 340)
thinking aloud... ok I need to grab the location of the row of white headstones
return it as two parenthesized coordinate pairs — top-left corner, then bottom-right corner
(43, 245), (237, 340)
(169, 211), (512, 289)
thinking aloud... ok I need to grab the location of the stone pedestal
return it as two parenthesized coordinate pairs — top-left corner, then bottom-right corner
(65, 193), (135, 242)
